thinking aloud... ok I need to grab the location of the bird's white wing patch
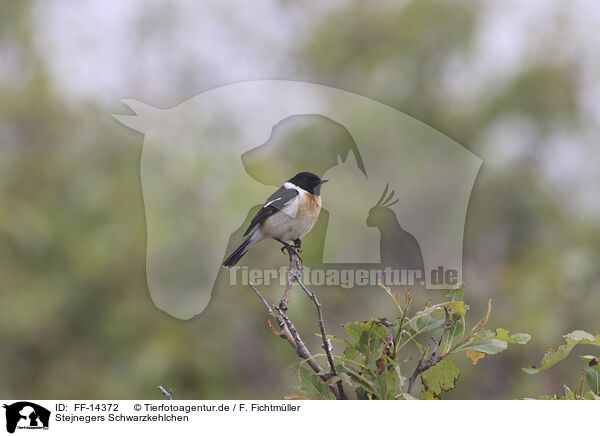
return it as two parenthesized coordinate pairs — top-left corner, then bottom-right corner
(264, 197), (281, 208)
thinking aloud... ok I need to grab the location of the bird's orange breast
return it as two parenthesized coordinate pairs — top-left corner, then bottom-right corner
(298, 193), (321, 219)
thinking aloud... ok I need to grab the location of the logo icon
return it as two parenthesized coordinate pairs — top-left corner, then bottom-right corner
(3, 402), (50, 434)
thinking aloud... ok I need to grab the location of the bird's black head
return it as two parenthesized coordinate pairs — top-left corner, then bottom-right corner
(287, 172), (328, 195)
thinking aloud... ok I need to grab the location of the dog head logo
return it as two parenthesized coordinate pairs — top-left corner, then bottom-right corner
(115, 80), (481, 320)
(3, 402), (50, 434)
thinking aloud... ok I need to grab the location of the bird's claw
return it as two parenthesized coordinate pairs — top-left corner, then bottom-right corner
(279, 242), (302, 263)
(293, 239), (302, 252)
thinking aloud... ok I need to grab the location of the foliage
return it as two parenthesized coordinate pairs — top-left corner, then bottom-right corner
(523, 331), (600, 400)
(292, 283), (531, 399)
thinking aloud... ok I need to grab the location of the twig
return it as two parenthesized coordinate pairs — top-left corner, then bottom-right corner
(276, 306), (317, 364)
(294, 272), (347, 399)
(279, 253), (296, 311)
(577, 370), (585, 399)
(407, 306), (457, 394)
(250, 282), (298, 350)
(157, 385), (173, 400)
(407, 352), (427, 395)
(376, 334), (395, 374)
(391, 290), (411, 359)
(250, 282), (276, 317)
(294, 278), (335, 371)
(249, 281), (342, 399)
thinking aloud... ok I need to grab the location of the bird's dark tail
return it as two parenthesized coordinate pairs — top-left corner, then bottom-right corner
(222, 238), (253, 269)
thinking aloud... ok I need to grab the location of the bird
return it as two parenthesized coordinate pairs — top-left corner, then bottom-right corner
(222, 172), (328, 268)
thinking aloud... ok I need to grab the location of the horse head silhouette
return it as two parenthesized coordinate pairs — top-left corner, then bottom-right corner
(112, 81), (480, 314)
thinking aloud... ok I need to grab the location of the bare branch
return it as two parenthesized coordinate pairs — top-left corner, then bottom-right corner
(249, 282), (275, 317)
(279, 253), (296, 311)
(250, 282), (297, 347)
(157, 385), (173, 400)
(276, 306), (316, 363)
(249, 280), (343, 399)
(295, 269), (347, 400)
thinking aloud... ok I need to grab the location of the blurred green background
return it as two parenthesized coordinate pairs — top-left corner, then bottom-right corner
(1, 0), (599, 399)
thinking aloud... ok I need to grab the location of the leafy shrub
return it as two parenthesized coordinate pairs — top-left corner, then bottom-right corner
(291, 283), (530, 399)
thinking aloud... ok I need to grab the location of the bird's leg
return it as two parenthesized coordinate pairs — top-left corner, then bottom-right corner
(276, 238), (302, 263)
(292, 239), (303, 264)
(276, 238), (292, 255)
(293, 238), (302, 253)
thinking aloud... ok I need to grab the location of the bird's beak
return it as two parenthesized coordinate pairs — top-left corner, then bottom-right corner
(320, 179), (329, 184)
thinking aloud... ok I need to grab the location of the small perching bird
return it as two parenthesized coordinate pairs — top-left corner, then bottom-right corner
(222, 172), (328, 268)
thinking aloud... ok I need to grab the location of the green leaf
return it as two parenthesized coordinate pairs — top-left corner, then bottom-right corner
(583, 391), (600, 400)
(523, 330), (600, 375)
(509, 332), (532, 344)
(411, 301), (468, 324)
(491, 328), (511, 342)
(344, 345), (360, 360)
(375, 370), (398, 400)
(409, 315), (445, 335)
(457, 339), (508, 355)
(584, 368), (600, 395)
(566, 330), (599, 343)
(475, 329), (495, 339)
(394, 364), (407, 389)
(444, 316), (464, 343)
(447, 283), (466, 302)
(344, 322), (365, 342)
(340, 361), (380, 398)
(409, 301), (467, 355)
(443, 312), (466, 353)
(531, 389), (600, 400)
(337, 372), (359, 388)
(563, 387), (576, 400)
(420, 358), (460, 398)
(446, 301), (467, 318)
(492, 328), (531, 344)
(344, 320), (387, 343)
(293, 365), (330, 399)
(421, 388), (438, 400)
(579, 355), (600, 374)
(342, 319), (388, 366)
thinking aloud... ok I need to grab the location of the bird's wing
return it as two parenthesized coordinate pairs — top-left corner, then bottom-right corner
(244, 187), (299, 236)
